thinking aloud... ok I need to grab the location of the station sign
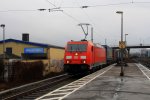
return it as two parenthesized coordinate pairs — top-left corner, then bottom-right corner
(119, 41), (126, 49)
(24, 48), (44, 54)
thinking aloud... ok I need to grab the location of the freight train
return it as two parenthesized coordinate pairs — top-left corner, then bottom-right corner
(64, 40), (116, 74)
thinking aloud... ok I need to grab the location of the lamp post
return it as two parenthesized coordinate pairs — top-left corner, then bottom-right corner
(116, 11), (124, 76)
(125, 34), (128, 65)
(91, 27), (93, 42)
(125, 34), (128, 45)
(0, 24), (5, 59)
(116, 11), (123, 41)
(0, 24), (5, 81)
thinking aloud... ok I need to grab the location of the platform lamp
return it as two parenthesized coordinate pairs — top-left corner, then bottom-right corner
(0, 24), (6, 81)
(125, 33), (128, 57)
(0, 24), (5, 59)
(125, 34), (128, 45)
(125, 34), (129, 65)
(116, 11), (124, 76)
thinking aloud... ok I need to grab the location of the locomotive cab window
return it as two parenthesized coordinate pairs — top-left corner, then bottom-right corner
(67, 44), (87, 51)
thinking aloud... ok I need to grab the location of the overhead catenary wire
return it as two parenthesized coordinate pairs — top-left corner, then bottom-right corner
(0, 0), (81, 22)
(88, 2), (132, 7)
(45, 0), (81, 23)
(45, 0), (56, 7)
(49, 0), (150, 45)
(62, 11), (80, 23)
(59, 1), (150, 9)
(59, 3), (128, 8)
(74, 0), (107, 43)
(0, 10), (38, 12)
(75, 1), (100, 39)
(74, 0), (93, 24)
(132, 1), (150, 4)
(0, 1), (150, 12)
(0, 9), (62, 12)
(0, 0), (149, 45)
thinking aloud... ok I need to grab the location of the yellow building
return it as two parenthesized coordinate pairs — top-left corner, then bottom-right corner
(0, 38), (65, 74)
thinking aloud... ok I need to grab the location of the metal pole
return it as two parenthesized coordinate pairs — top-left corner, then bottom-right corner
(125, 34), (128, 46)
(121, 13), (123, 42)
(91, 27), (93, 42)
(125, 35), (126, 44)
(125, 34), (127, 59)
(0, 24), (5, 59)
(3, 26), (5, 60)
(0, 24), (5, 81)
(116, 11), (124, 76)
(120, 12), (124, 76)
(105, 38), (107, 45)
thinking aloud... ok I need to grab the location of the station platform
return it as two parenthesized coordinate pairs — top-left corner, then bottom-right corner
(36, 63), (150, 100)
(35, 63), (150, 100)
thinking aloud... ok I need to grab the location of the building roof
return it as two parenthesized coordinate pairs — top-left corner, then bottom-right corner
(0, 39), (64, 49)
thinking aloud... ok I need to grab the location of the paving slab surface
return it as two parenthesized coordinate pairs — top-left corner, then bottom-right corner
(63, 63), (150, 100)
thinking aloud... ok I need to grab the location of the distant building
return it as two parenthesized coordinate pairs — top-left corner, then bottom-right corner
(0, 37), (65, 74)
(0, 34), (65, 78)
(0, 38), (64, 60)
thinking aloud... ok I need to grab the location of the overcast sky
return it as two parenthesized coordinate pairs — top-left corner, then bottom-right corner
(0, 0), (150, 47)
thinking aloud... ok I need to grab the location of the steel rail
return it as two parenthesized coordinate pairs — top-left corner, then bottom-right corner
(0, 73), (70, 100)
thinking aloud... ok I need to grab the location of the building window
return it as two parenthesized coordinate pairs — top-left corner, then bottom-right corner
(6, 47), (12, 55)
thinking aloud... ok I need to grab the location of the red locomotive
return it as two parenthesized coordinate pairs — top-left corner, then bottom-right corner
(64, 40), (106, 74)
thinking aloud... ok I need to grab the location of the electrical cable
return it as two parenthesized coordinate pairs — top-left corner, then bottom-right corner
(61, 11), (80, 23)
(0, 10), (37, 12)
(132, 2), (150, 4)
(0, 1), (150, 12)
(45, 0), (81, 23)
(89, 2), (132, 7)
(60, 2), (131, 8)
(45, 0), (56, 7)
(74, 0), (107, 42)
(60, 1), (150, 9)
(74, 1), (93, 23)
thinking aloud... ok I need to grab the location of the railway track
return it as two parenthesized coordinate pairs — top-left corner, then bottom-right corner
(0, 64), (110, 100)
(0, 73), (76, 100)
(36, 65), (114, 100)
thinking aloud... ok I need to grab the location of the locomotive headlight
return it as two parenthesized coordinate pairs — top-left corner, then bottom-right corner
(67, 61), (70, 64)
(83, 60), (86, 63)
(80, 56), (86, 59)
(75, 53), (78, 56)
